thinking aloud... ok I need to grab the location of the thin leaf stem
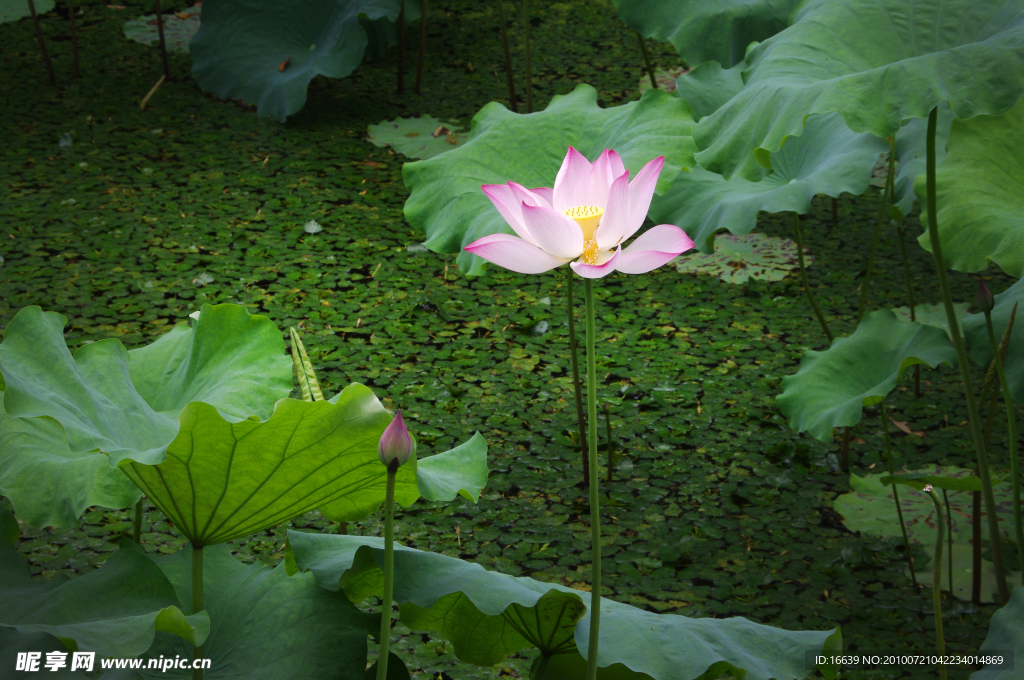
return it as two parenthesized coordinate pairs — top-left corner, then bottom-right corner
(415, 0), (427, 94)
(376, 466), (398, 680)
(67, 0), (79, 77)
(792, 212), (833, 341)
(583, 278), (601, 680)
(924, 487), (948, 680)
(857, 138), (896, 322)
(566, 267), (589, 486)
(985, 306), (1022, 586)
(27, 0), (56, 86)
(496, 0), (517, 112)
(881, 404), (916, 587)
(943, 488), (953, 600)
(604, 402), (613, 484)
(522, 0), (533, 113)
(636, 32), (657, 89)
(397, 0), (406, 94)
(924, 106), (1008, 604)
(191, 544), (204, 680)
(895, 223), (920, 395)
(133, 497), (143, 543)
(155, 0), (169, 81)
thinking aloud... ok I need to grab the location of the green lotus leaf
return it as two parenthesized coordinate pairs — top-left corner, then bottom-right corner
(693, 0), (1024, 180)
(834, 466), (1018, 548)
(403, 85), (697, 276)
(672, 58), (746, 122)
(0, 0), (54, 24)
(639, 66), (687, 97)
(609, 0), (800, 67)
(190, 0), (417, 122)
(0, 538), (209, 658)
(674, 233), (808, 284)
(890, 302), (969, 343)
(0, 400), (140, 530)
(973, 587), (1024, 678)
(882, 472), (985, 493)
(363, 652), (412, 680)
(0, 305), (291, 462)
(911, 543), (1019, 605)
(651, 113), (886, 253)
(0, 628), (76, 679)
(287, 532), (840, 680)
(915, 97), (1024, 277)
(414, 431), (487, 502)
(776, 310), (957, 441)
(962, 276), (1024, 403)
(119, 386), (417, 545)
(130, 544), (377, 680)
(368, 116), (468, 160)
(890, 106), (954, 221)
(360, 2), (424, 61)
(123, 5), (202, 54)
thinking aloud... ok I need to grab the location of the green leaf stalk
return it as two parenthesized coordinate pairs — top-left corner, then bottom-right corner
(584, 279), (602, 680)
(566, 267), (590, 486)
(857, 137), (896, 323)
(792, 212), (833, 341)
(880, 404), (916, 587)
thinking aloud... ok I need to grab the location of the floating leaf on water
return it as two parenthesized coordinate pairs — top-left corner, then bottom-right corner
(0, 0), (55, 24)
(406, 243), (429, 253)
(674, 233), (808, 284)
(532, 321), (549, 336)
(192, 272), (215, 286)
(368, 116), (468, 160)
(304, 219), (322, 234)
(122, 4), (202, 54)
(58, 133), (73, 148)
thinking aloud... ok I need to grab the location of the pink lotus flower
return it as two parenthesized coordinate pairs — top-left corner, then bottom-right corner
(465, 147), (695, 278)
(378, 409), (414, 468)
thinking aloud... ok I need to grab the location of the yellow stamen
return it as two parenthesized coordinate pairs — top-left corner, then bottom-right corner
(564, 205), (603, 265)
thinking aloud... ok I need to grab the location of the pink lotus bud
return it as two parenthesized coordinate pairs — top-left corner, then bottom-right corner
(378, 410), (414, 469)
(977, 280), (995, 313)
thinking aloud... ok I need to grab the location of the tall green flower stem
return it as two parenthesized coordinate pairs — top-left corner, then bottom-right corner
(943, 488), (953, 599)
(923, 486), (948, 680)
(881, 404), (917, 587)
(376, 465), (398, 680)
(637, 32), (657, 89)
(191, 545), (205, 680)
(895, 224), (921, 395)
(521, 0), (533, 113)
(415, 0), (427, 94)
(856, 137), (896, 323)
(792, 212), (833, 342)
(924, 106), (1009, 604)
(583, 278), (602, 680)
(27, 0), (56, 86)
(604, 402), (614, 484)
(566, 267), (589, 486)
(985, 303), (1022, 586)
(133, 498), (143, 543)
(496, 0), (517, 112)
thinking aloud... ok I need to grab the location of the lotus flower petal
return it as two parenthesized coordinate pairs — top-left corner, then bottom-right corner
(570, 247), (621, 279)
(616, 225), (695, 274)
(521, 204), (585, 259)
(463, 234), (571, 274)
(553, 147), (595, 212)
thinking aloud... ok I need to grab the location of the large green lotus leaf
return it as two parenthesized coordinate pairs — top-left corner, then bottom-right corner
(834, 467), (1019, 602)
(910, 543), (1020, 604)
(0, 627), (76, 679)
(0, 305), (291, 464)
(120, 386), (416, 545)
(287, 532), (840, 680)
(890, 302), (970, 343)
(915, 98), (1024, 278)
(963, 276), (1024, 403)
(0, 399), (140, 530)
(890, 106), (954, 221)
(674, 233), (808, 284)
(973, 587), (1024, 679)
(693, 0), (1024, 180)
(414, 431), (487, 502)
(190, 0), (415, 122)
(123, 6), (202, 54)
(0, 0), (54, 24)
(359, 2), (423, 61)
(651, 112), (886, 252)
(0, 539), (208, 658)
(129, 304), (291, 421)
(672, 58), (746, 122)
(132, 544), (376, 680)
(609, 0), (800, 67)
(403, 85), (698, 276)
(777, 310), (957, 441)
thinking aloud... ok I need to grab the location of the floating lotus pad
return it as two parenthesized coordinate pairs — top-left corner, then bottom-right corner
(674, 233), (808, 284)
(403, 85), (697, 276)
(368, 116), (468, 160)
(123, 5), (202, 54)
(694, 0), (1024, 180)
(0, 0), (54, 24)
(777, 310), (957, 441)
